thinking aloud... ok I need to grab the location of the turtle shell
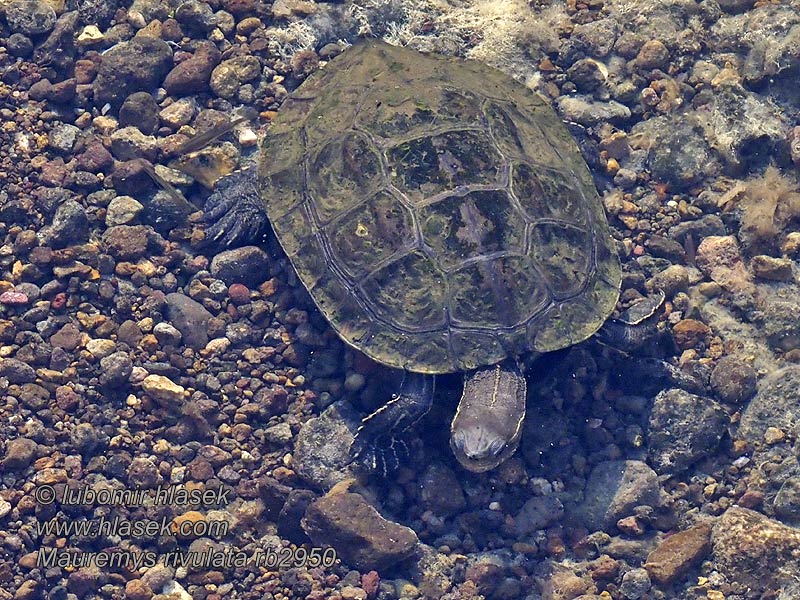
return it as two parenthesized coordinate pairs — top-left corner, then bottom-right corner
(259, 41), (622, 374)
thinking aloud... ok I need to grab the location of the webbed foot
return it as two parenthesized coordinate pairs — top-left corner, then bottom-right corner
(203, 167), (269, 248)
(349, 373), (434, 476)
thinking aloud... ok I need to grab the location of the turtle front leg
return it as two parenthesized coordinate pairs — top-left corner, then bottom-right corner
(350, 373), (435, 475)
(203, 167), (270, 248)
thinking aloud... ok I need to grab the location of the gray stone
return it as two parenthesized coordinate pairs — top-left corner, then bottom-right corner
(209, 246), (270, 287)
(119, 91), (160, 135)
(739, 366), (800, 443)
(293, 401), (360, 491)
(93, 37), (173, 107)
(620, 568), (651, 599)
(210, 55), (261, 99)
(105, 196), (144, 226)
(710, 355), (756, 405)
(556, 95), (631, 125)
(99, 351), (134, 388)
(514, 495), (564, 536)
(38, 199), (89, 249)
(6, 0), (57, 35)
(420, 464), (466, 517)
(48, 124), (81, 153)
(576, 460), (661, 531)
(175, 0), (217, 32)
(110, 127), (159, 161)
(264, 423), (293, 445)
(647, 389), (728, 474)
(165, 292), (213, 350)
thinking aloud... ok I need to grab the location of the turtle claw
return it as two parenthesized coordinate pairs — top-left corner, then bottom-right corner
(351, 436), (410, 477)
(202, 167), (269, 249)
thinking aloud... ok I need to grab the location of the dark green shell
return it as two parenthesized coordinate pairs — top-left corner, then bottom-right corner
(258, 41), (622, 373)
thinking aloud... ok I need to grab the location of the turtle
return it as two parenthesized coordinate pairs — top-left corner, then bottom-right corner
(203, 40), (627, 474)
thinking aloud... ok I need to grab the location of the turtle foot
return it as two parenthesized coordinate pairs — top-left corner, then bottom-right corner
(349, 373), (434, 476)
(350, 436), (411, 477)
(203, 167), (269, 248)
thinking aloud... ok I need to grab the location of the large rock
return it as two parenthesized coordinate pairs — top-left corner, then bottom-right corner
(644, 522), (712, 584)
(576, 460), (661, 531)
(712, 507), (800, 591)
(293, 402), (359, 491)
(93, 37), (173, 106)
(302, 491), (418, 571)
(738, 366), (800, 443)
(647, 389), (728, 474)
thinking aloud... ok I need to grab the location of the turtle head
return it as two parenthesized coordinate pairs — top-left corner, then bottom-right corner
(449, 362), (527, 472)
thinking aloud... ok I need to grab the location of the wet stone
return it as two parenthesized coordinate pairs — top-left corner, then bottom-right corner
(50, 323), (82, 351)
(38, 199), (89, 249)
(174, 0), (218, 32)
(76, 140), (114, 173)
(93, 36), (173, 107)
(105, 196), (144, 226)
(48, 124), (81, 153)
(19, 383), (50, 410)
(710, 355), (756, 405)
(751, 255), (794, 282)
(70, 422), (105, 455)
(142, 374), (185, 407)
(102, 225), (149, 260)
(164, 43), (221, 96)
(648, 264), (689, 297)
(648, 389), (727, 475)
(127, 457), (161, 488)
(165, 292), (213, 350)
(576, 460), (661, 531)
(159, 97), (198, 129)
(6, 32), (34, 57)
(644, 522), (712, 585)
(6, 0), (57, 35)
(119, 91), (160, 135)
(566, 58), (606, 92)
(210, 55), (262, 99)
(619, 568), (651, 600)
(293, 401), (361, 491)
(762, 298), (800, 352)
(514, 495), (564, 536)
(712, 506), (800, 591)
(209, 246), (270, 287)
(99, 351), (133, 388)
(2, 437), (38, 471)
(420, 464), (467, 517)
(153, 322), (182, 346)
(738, 366), (800, 443)
(302, 491), (418, 571)
(0, 358), (35, 384)
(556, 95), (631, 125)
(110, 127), (159, 162)
(635, 40), (670, 70)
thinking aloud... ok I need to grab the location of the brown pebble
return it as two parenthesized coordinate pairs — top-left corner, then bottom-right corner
(636, 39), (670, 70)
(228, 282), (251, 304)
(644, 522), (712, 584)
(672, 319), (710, 350)
(124, 579), (154, 600)
(589, 554), (620, 581)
